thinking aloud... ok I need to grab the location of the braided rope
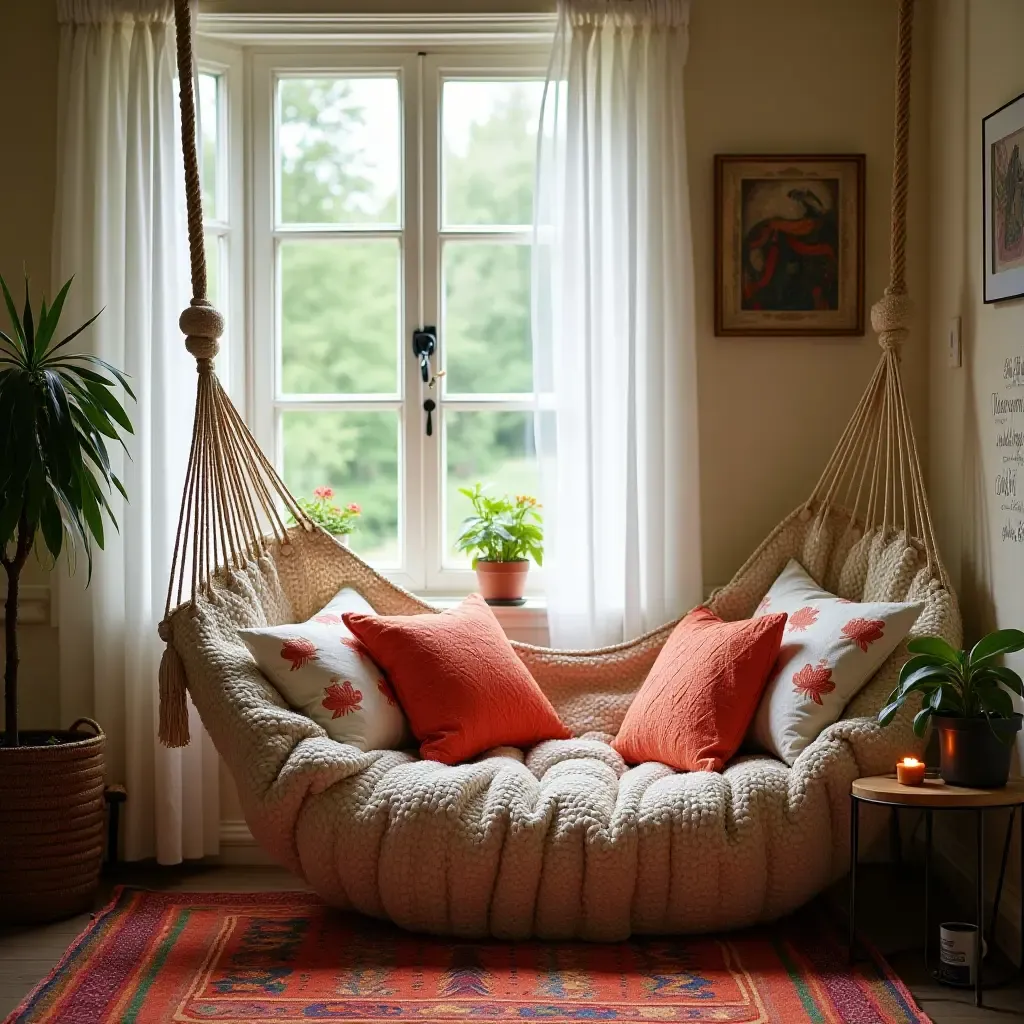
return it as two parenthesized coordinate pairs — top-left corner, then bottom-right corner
(803, 0), (951, 589)
(173, 0), (206, 303)
(158, 0), (952, 745)
(163, 0), (309, 629)
(888, 0), (914, 296)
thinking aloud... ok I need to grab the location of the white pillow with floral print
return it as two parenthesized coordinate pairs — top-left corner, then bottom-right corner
(238, 588), (408, 751)
(749, 559), (923, 765)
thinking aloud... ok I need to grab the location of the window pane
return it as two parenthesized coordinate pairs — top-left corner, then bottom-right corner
(199, 72), (219, 219)
(278, 77), (400, 226)
(280, 240), (399, 396)
(442, 80), (544, 227)
(205, 234), (221, 307)
(443, 242), (531, 394)
(282, 410), (400, 564)
(444, 410), (539, 563)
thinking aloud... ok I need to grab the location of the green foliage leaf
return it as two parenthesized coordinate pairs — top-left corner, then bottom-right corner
(453, 483), (544, 566)
(906, 636), (962, 664)
(0, 274), (129, 593)
(912, 707), (933, 737)
(0, 275), (25, 347)
(969, 629), (1024, 667)
(899, 664), (952, 695)
(975, 665), (1024, 697)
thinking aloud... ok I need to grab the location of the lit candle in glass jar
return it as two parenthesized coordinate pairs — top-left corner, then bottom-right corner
(896, 757), (925, 785)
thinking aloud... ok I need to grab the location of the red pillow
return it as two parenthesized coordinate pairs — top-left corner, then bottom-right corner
(612, 606), (787, 772)
(343, 594), (570, 764)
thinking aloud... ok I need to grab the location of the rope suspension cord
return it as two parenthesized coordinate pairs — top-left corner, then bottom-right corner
(158, 0), (311, 745)
(803, 0), (949, 589)
(157, 0), (950, 746)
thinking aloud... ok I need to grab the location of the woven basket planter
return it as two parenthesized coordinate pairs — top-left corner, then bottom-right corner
(0, 718), (106, 923)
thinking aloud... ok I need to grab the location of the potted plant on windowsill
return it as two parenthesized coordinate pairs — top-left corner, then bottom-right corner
(1, 274), (134, 922)
(455, 484), (543, 606)
(294, 487), (361, 546)
(878, 630), (1024, 788)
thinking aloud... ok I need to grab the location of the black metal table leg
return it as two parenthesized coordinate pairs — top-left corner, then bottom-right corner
(924, 809), (932, 971)
(849, 796), (859, 964)
(976, 809), (985, 1008)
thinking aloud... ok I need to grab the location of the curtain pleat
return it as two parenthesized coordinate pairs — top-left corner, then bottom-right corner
(533, 0), (701, 648)
(53, 7), (219, 863)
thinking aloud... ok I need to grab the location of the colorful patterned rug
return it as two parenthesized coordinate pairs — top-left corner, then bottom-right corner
(7, 889), (929, 1023)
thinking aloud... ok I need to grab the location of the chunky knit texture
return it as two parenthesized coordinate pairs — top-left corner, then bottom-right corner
(165, 504), (960, 939)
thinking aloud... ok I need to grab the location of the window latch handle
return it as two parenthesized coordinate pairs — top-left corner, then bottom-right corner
(412, 326), (437, 384)
(423, 398), (436, 437)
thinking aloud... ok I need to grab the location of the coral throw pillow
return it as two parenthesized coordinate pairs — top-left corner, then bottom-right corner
(343, 594), (571, 764)
(612, 607), (788, 772)
(238, 588), (408, 751)
(749, 559), (924, 765)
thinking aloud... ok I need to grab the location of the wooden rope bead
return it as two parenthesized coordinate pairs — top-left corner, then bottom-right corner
(186, 335), (220, 361)
(179, 303), (225, 340)
(871, 293), (912, 352)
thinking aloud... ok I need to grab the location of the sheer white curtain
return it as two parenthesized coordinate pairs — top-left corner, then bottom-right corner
(533, 0), (702, 648)
(53, 0), (219, 863)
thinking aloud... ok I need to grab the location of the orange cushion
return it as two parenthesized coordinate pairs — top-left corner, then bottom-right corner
(612, 606), (787, 772)
(342, 594), (571, 764)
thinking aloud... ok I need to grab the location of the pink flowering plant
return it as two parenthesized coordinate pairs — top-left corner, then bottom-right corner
(455, 484), (543, 567)
(295, 486), (362, 537)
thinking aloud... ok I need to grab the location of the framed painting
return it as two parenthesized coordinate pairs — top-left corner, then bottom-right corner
(715, 154), (865, 336)
(983, 90), (1024, 304)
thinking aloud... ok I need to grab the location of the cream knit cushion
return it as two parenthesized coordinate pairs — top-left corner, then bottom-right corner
(749, 559), (923, 765)
(165, 508), (960, 939)
(238, 587), (408, 752)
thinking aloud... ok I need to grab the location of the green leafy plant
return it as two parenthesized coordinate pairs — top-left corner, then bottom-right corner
(294, 487), (361, 536)
(878, 630), (1024, 739)
(1, 275), (134, 748)
(455, 484), (543, 567)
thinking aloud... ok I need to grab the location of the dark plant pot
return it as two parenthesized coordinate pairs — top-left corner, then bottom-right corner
(0, 719), (106, 923)
(934, 713), (1022, 789)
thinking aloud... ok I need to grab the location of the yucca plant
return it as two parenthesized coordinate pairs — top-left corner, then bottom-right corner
(878, 630), (1024, 739)
(1, 275), (134, 747)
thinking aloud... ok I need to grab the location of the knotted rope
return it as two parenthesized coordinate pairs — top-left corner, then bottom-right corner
(804, 0), (948, 589)
(157, 0), (950, 746)
(159, 0), (310, 746)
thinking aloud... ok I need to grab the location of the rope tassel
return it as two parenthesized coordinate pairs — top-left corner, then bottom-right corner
(158, 640), (190, 748)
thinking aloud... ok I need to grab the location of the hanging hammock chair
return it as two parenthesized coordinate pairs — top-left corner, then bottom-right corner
(158, 0), (959, 939)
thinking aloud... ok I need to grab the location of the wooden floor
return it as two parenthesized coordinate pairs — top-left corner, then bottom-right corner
(0, 863), (1021, 1022)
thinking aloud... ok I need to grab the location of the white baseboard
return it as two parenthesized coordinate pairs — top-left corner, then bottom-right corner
(0, 584), (51, 625)
(214, 819), (275, 866)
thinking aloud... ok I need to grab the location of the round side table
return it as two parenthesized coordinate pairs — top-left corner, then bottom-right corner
(849, 775), (1024, 1008)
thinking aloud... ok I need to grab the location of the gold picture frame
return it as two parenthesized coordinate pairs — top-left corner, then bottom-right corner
(715, 154), (865, 336)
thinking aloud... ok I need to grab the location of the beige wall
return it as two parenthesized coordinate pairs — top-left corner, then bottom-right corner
(0, 0), (60, 732)
(208, 0), (935, 591)
(688, 0), (932, 588)
(928, 0), (1024, 959)
(6, 0), (938, 834)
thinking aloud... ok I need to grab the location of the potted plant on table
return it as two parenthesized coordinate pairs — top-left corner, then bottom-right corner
(455, 484), (543, 605)
(1, 275), (134, 922)
(878, 630), (1024, 788)
(295, 487), (361, 545)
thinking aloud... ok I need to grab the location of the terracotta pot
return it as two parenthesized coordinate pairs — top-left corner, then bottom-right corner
(475, 560), (530, 604)
(0, 718), (106, 923)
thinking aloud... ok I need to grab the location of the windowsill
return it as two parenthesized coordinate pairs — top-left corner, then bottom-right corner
(421, 594), (549, 645)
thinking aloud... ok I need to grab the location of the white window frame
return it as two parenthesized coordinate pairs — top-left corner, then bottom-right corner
(239, 42), (549, 596)
(197, 42), (246, 410)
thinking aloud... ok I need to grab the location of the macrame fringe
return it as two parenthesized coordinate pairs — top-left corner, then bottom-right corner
(158, 642), (191, 748)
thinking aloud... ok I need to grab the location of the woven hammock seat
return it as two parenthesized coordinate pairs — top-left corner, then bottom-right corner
(158, 0), (960, 938)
